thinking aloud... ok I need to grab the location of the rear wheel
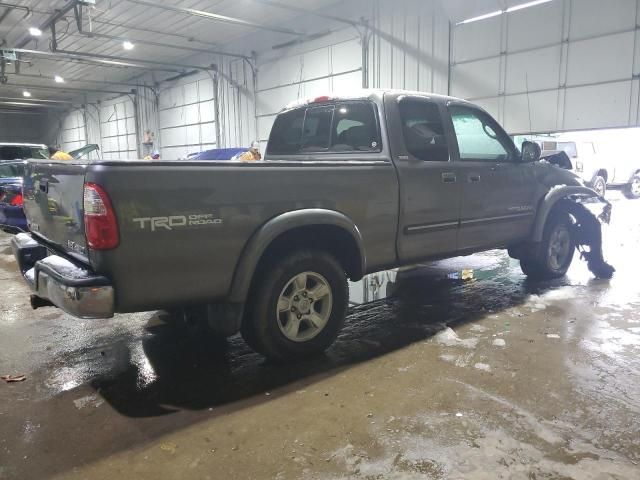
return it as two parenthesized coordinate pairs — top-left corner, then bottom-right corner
(242, 249), (348, 360)
(520, 210), (575, 280)
(623, 174), (640, 199)
(591, 175), (606, 197)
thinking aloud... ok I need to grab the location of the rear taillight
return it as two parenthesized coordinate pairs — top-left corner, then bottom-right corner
(9, 193), (23, 206)
(83, 182), (119, 250)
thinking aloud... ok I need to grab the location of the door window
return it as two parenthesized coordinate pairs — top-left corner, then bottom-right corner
(449, 105), (513, 162)
(398, 97), (449, 162)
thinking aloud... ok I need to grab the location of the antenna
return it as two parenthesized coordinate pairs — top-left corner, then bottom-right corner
(525, 72), (533, 140)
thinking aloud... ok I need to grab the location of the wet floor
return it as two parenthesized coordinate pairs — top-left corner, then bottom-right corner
(1, 193), (639, 479)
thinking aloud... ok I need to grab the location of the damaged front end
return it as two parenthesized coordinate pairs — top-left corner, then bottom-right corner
(556, 197), (615, 279)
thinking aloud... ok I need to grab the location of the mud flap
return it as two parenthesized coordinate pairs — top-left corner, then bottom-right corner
(556, 199), (615, 279)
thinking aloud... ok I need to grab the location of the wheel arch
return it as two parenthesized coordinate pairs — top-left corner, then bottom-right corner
(229, 209), (365, 303)
(531, 186), (600, 243)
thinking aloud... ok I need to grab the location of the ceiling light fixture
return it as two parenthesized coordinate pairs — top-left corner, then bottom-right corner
(122, 41), (135, 50)
(456, 10), (502, 25)
(54, 75), (65, 83)
(23, 91), (32, 97)
(457, 0), (556, 25)
(506, 0), (554, 13)
(28, 27), (42, 36)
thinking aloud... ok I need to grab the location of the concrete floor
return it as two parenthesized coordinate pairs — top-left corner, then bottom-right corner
(1, 194), (639, 480)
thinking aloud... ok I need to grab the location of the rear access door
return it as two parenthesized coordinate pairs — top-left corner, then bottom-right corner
(22, 161), (89, 262)
(385, 93), (462, 263)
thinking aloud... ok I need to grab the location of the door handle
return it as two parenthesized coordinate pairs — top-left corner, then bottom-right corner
(468, 174), (481, 183)
(441, 172), (457, 183)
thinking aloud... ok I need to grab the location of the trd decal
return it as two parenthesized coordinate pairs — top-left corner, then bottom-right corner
(133, 214), (223, 231)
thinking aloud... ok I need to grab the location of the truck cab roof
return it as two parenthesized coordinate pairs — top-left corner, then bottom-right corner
(283, 89), (471, 112)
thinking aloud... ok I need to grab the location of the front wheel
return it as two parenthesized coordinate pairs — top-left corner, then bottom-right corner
(241, 249), (348, 360)
(520, 210), (575, 280)
(623, 174), (640, 199)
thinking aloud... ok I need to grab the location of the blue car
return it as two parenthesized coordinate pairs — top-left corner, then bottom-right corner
(186, 147), (248, 160)
(0, 161), (27, 232)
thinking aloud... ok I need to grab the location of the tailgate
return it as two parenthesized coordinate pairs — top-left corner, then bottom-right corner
(23, 161), (89, 261)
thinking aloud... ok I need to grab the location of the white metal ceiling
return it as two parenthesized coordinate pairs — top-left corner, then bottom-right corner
(0, 0), (342, 102)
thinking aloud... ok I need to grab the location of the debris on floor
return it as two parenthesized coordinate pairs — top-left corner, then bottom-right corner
(1, 374), (26, 383)
(432, 327), (479, 349)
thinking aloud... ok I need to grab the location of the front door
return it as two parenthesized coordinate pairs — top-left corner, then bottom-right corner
(386, 94), (462, 263)
(447, 104), (538, 251)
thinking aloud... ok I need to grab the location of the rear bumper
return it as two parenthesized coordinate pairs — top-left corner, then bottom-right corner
(11, 233), (115, 319)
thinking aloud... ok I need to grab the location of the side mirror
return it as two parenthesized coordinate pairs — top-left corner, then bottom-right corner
(521, 141), (541, 163)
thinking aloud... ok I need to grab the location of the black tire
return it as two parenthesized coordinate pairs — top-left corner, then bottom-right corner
(591, 175), (606, 198)
(520, 210), (575, 280)
(623, 174), (640, 199)
(241, 249), (348, 360)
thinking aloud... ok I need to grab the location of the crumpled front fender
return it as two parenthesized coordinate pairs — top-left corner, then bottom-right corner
(532, 185), (608, 243)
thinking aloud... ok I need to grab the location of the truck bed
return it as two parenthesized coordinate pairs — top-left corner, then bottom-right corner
(23, 159), (399, 312)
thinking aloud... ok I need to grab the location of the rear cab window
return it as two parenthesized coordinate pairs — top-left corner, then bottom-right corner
(266, 100), (382, 158)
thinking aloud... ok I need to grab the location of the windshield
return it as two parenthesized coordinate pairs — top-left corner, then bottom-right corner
(0, 163), (24, 178)
(556, 142), (578, 158)
(0, 145), (47, 160)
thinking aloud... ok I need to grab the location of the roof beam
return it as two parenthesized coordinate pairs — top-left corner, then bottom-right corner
(5, 72), (147, 88)
(72, 31), (248, 60)
(127, 0), (305, 36)
(4, 47), (211, 73)
(251, 0), (362, 27)
(15, 0), (78, 49)
(0, 100), (70, 109)
(1, 80), (131, 95)
(0, 96), (74, 105)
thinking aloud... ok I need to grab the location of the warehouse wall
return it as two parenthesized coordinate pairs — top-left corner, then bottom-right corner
(157, 72), (217, 159)
(451, 0), (640, 133)
(252, 0), (450, 146)
(1, 110), (60, 145)
(60, 0), (450, 159)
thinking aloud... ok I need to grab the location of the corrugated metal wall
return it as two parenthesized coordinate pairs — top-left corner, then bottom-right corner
(255, 26), (363, 148)
(370, 0), (450, 94)
(54, 0), (451, 159)
(59, 109), (86, 153)
(254, 0), (450, 149)
(158, 73), (217, 159)
(99, 96), (138, 160)
(451, 0), (640, 133)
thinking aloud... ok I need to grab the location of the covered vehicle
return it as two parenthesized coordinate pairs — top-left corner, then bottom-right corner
(186, 147), (248, 161)
(0, 161), (26, 232)
(0, 143), (48, 232)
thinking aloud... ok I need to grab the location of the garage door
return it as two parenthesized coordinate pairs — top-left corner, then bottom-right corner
(158, 75), (217, 160)
(256, 27), (364, 148)
(99, 97), (138, 160)
(450, 0), (640, 133)
(60, 110), (86, 153)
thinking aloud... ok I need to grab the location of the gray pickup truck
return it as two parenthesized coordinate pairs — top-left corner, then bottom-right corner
(11, 89), (613, 360)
